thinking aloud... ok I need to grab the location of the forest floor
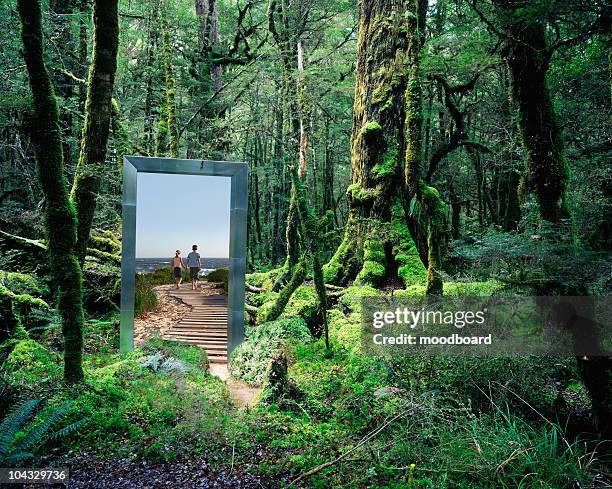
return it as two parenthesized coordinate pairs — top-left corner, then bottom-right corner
(64, 452), (271, 488)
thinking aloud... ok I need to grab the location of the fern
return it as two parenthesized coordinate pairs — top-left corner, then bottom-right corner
(49, 418), (89, 441)
(0, 399), (40, 459)
(0, 400), (87, 466)
(159, 357), (189, 374)
(141, 352), (163, 371)
(17, 402), (71, 453)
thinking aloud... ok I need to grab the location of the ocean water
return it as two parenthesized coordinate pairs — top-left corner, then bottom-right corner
(136, 257), (229, 275)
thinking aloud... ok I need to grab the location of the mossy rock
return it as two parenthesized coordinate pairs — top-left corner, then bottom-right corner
(281, 285), (319, 328)
(328, 309), (361, 353)
(230, 318), (313, 386)
(340, 285), (381, 313)
(355, 260), (386, 287)
(0, 271), (48, 298)
(3, 339), (61, 386)
(246, 267), (284, 290)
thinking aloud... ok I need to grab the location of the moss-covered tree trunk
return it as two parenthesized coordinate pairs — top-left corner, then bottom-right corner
(0, 294), (17, 343)
(162, 1), (179, 158)
(71, 0), (119, 264)
(494, 3), (569, 223)
(17, 0), (85, 382)
(403, 0), (447, 296)
(323, 0), (408, 287)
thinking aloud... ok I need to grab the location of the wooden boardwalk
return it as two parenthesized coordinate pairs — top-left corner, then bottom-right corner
(164, 287), (228, 363)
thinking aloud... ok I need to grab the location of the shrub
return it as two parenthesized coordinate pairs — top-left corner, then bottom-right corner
(135, 285), (158, 317)
(230, 318), (313, 386)
(203, 268), (228, 292)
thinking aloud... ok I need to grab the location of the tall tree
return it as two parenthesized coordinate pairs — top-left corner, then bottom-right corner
(324, 0), (409, 287)
(161, 0), (179, 157)
(403, 0), (447, 295)
(493, 2), (569, 223)
(71, 0), (119, 263)
(17, 0), (85, 382)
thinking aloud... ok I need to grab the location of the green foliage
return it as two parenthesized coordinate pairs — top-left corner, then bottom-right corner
(203, 268), (228, 292)
(1, 339), (61, 388)
(246, 268), (284, 290)
(230, 318), (313, 386)
(377, 397), (596, 489)
(0, 399), (87, 467)
(137, 267), (174, 287)
(282, 285), (319, 327)
(0, 271), (48, 297)
(134, 284), (158, 317)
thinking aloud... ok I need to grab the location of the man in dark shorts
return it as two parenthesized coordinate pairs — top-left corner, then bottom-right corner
(186, 244), (201, 290)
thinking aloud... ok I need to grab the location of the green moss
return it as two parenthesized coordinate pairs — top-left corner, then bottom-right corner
(355, 239), (386, 287)
(3, 339), (61, 386)
(340, 285), (381, 313)
(258, 260), (307, 323)
(359, 120), (382, 142)
(246, 267), (284, 290)
(393, 280), (505, 298)
(248, 290), (278, 308)
(282, 285), (319, 327)
(0, 284), (49, 309)
(0, 271), (48, 297)
(443, 280), (505, 296)
(230, 318), (313, 386)
(372, 145), (399, 179)
(327, 309), (361, 353)
(355, 260), (386, 286)
(346, 182), (377, 202)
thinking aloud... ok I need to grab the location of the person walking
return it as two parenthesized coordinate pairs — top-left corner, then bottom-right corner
(170, 250), (186, 289)
(186, 244), (201, 290)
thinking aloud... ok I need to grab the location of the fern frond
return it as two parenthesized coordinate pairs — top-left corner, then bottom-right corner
(49, 417), (89, 441)
(0, 400), (40, 458)
(3, 451), (35, 466)
(17, 402), (71, 453)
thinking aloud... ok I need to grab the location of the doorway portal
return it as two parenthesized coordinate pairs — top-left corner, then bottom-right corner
(119, 156), (248, 361)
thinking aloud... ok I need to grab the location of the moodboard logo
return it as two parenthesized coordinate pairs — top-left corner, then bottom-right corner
(362, 296), (612, 356)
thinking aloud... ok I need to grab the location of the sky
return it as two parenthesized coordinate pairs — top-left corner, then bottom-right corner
(136, 173), (231, 258)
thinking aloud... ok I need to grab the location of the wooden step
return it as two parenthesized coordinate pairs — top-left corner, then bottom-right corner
(172, 326), (227, 331)
(167, 332), (227, 339)
(168, 332), (227, 344)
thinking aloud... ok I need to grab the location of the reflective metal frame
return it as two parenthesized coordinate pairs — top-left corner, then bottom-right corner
(120, 156), (248, 358)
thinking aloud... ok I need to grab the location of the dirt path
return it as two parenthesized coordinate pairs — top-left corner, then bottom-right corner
(209, 363), (262, 408)
(135, 282), (261, 408)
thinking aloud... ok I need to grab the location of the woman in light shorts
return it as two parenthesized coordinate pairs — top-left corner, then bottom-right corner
(170, 250), (186, 289)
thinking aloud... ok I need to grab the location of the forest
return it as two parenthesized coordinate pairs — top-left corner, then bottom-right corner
(0, 0), (611, 487)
